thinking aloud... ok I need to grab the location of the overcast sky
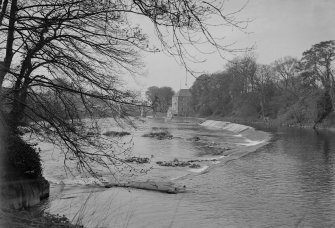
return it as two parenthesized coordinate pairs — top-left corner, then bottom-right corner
(127, 0), (335, 93)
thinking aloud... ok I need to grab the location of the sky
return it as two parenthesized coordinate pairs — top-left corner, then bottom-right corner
(126, 0), (335, 94)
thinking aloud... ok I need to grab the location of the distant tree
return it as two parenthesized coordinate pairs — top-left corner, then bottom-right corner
(225, 55), (258, 116)
(255, 64), (276, 118)
(158, 87), (175, 112)
(272, 57), (300, 96)
(226, 55), (257, 94)
(301, 40), (335, 128)
(145, 86), (174, 113)
(302, 41), (335, 93)
(190, 74), (212, 115)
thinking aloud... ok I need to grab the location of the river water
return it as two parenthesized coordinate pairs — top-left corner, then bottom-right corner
(37, 118), (335, 227)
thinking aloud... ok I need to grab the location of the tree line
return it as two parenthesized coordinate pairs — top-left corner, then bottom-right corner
(190, 40), (335, 128)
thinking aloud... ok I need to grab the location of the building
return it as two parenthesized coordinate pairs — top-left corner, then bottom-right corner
(171, 89), (192, 116)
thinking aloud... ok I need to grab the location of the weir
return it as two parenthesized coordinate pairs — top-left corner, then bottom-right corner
(200, 120), (252, 133)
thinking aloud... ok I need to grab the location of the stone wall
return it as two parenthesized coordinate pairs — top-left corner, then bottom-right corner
(1, 177), (50, 209)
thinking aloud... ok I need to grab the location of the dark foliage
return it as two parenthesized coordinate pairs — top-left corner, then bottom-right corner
(142, 127), (173, 140)
(314, 91), (333, 128)
(102, 131), (131, 137)
(124, 156), (150, 164)
(5, 134), (42, 178)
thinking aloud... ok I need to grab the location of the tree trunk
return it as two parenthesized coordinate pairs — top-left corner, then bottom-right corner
(0, 0), (17, 91)
(105, 180), (186, 194)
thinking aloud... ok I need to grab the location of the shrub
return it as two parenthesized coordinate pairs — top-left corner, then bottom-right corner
(6, 134), (42, 178)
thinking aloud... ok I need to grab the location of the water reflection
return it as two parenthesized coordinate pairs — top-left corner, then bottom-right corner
(233, 125), (335, 227)
(315, 130), (333, 164)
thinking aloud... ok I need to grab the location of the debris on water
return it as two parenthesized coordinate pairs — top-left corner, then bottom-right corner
(188, 136), (200, 141)
(124, 156), (150, 164)
(103, 131), (131, 137)
(142, 127), (173, 140)
(156, 159), (201, 169)
(189, 163), (201, 168)
(157, 160), (190, 167)
(211, 147), (232, 155)
(196, 141), (232, 156)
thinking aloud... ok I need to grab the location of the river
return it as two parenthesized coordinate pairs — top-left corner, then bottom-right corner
(35, 118), (335, 227)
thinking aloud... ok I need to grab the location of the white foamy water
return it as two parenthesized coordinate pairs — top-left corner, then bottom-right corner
(188, 165), (209, 173)
(200, 120), (252, 133)
(237, 139), (266, 146)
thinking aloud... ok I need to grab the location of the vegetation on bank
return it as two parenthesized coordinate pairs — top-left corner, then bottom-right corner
(190, 40), (335, 128)
(4, 134), (42, 180)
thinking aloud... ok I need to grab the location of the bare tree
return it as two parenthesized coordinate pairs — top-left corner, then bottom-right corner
(0, 0), (249, 176)
(255, 64), (274, 119)
(226, 54), (257, 95)
(272, 56), (300, 96)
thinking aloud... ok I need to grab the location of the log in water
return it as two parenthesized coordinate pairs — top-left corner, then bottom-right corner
(104, 180), (186, 194)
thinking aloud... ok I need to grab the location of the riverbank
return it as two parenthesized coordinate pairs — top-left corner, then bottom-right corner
(204, 114), (335, 130)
